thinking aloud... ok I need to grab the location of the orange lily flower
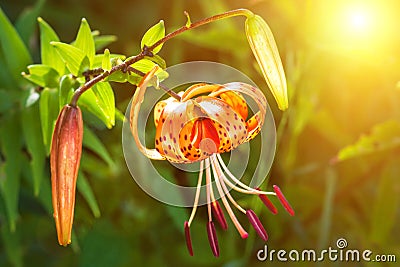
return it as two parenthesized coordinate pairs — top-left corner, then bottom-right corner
(130, 67), (293, 257)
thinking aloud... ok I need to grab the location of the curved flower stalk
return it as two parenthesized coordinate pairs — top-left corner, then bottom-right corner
(50, 105), (83, 246)
(130, 67), (294, 257)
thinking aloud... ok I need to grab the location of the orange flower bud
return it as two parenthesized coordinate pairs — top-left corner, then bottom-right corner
(50, 104), (83, 246)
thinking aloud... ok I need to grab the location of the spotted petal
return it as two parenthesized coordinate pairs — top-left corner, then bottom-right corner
(130, 66), (165, 160)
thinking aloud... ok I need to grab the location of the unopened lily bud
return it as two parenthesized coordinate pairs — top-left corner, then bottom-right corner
(50, 104), (83, 246)
(245, 14), (288, 110)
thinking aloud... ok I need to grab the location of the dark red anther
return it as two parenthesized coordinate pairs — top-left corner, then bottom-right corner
(273, 185), (295, 216)
(211, 201), (228, 230)
(184, 221), (193, 256)
(206, 221), (219, 257)
(256, 187), (278, 214)
(246, 209), (268, 241)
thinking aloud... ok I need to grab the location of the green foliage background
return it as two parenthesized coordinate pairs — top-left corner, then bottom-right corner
(0, 0), (399, 266)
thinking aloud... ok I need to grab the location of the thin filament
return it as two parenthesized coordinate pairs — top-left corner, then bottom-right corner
(210, 155), (248, 238)
(205, 158), (213, 222)
(212, 157), (246, 214)
(217, 154), (275, 196)
(188, 160), (205, 226)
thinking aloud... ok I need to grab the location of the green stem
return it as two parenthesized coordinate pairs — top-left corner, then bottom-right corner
(69, 8), (254, 107)
(70, 51), (145, 106)
(149, 8), (253, 51)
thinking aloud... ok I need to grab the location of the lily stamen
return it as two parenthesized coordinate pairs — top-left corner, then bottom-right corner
(187, 160), (204, 226)
(211, 155), (246, 214)
(217, 154), (276, 196)
(210, 156), (249, 239)
(205, 158), (213, 222)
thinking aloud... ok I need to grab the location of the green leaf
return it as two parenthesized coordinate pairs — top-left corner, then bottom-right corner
(37, 171), (52, 214)
(74, 18), (95, 67)
(92, 53), (125, 69)
(51, 41), (87, 76)
(102, 49), (111, 71)
(83, 126), (114, 167)
(336, 120), (400, 162)
(0, 89), (14, 113)
(1, 222), (23, 267)
(370, 160), (400, 244)
(0, 7), (32, 85)
(78, 82), (115, 129)
(140, 20), (165, 54)
(94, 34), (117, 51)
(59, 74), (78, 109)
(107, 70), (128, 83)
(0, 50), (16, 88)
(0, 111), (23, 232)
(21, 102), (46, 196)
(39, 88), (59, 155)
(77, 172), (101, 218)
(115, 108), (125, 122)
(145, 54), (166, 69)
(92, 82), (115, 128)
(38, 17), (65, 75)
(15, 0), (45, 46)
(126, 58), (168, 85)
(23, 64), (60, 88)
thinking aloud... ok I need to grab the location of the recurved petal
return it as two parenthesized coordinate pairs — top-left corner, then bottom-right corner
(130, 66), (165, 160)
(245, 15), (288, 111)
(196, 96), (248, 149)
(213, 82), (267, 142)
(218, 91), (248, 120)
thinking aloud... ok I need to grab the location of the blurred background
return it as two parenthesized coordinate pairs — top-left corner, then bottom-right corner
(0, 0), (399, 266)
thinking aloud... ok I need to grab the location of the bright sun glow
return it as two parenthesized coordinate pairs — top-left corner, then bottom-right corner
(312, 1), (398, 56)
(348, 10), (369, 31)
(342, 7), (373, 34)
